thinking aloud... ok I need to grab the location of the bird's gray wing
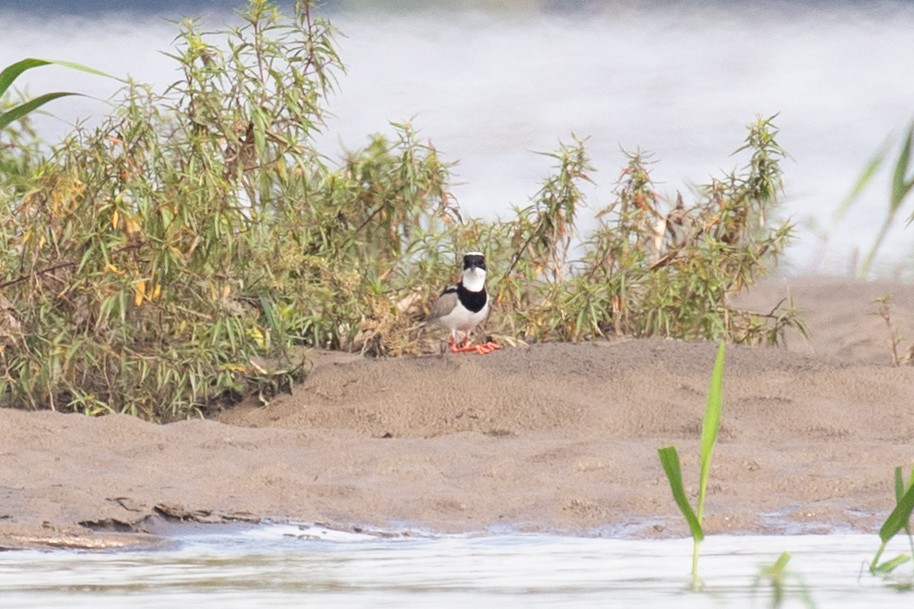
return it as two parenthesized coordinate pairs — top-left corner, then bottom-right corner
(425, 286), (458, 322)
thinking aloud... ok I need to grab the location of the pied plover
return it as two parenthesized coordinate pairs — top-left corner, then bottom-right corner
(425, 252), (501, 354)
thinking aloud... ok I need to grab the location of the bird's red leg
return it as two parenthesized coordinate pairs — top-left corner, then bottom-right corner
(472, 341), (501, 354)
(451, 335), (501, 355)
(451, 337), (472, 353)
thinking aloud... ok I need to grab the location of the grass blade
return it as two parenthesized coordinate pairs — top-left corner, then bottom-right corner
(1, 57), (120, 131)
(879, 472), (914, 544)
(834, 136), (891, 222)
(770, 551), (791, 572)
(658, 445), (704, 542)
(39, 59), (118, 80)
(891, 122), (914, 214)
(0, 58), (54, 95)
(0, 92), (80, 131)
(697, 340), (726, 521)
(873, 554), (911, 574)
(0, 57), (117, 96)
(843, 123), (914, 276)
(871, 466), (914, 573)
(895, 466), (907, 507)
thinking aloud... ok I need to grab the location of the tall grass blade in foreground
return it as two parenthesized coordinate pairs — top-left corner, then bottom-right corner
(870, 466), (914, 574)
(657, 340), (726, 588)
(0, 58), (116, 130)
(838, 121), (914, 277)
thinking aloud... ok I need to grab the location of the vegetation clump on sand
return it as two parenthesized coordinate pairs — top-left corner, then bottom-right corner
(0, 0), (802, 420)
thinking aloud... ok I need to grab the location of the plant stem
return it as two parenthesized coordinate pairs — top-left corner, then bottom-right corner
(870, 540), (887, 574)
(691, 542), (702, 589)
(857, 215), (893, 278)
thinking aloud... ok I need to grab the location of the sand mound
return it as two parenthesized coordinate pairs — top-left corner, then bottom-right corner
(2, 277), (914, 548)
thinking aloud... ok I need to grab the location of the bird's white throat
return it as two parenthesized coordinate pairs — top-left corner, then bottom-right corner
(462, 267), (486, 292)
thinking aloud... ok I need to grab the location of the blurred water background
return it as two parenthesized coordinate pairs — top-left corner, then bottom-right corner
(3, 0), (914, 276)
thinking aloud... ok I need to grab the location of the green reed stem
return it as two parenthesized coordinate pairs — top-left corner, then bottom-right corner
(657, 340), (726, 588)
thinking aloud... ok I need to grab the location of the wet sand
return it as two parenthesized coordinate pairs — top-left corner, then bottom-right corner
(2, 277), (914, 549)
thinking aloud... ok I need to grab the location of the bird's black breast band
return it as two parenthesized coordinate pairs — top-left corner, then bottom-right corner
(457, 284), (487, 313)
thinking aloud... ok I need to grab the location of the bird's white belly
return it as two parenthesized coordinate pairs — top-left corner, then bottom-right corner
(436, 303), (488, 333)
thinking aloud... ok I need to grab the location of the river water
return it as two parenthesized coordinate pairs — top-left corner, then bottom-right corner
(2, 525), (913, 608)
(3, 1), (914, 275)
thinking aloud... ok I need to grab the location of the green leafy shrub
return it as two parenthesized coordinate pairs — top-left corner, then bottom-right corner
(0, 0), (802, 420)
(481, 117), (803, 346)
(0, 0), (347, 418)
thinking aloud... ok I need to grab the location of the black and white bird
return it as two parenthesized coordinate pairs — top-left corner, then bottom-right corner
(425, 252), (500, 354)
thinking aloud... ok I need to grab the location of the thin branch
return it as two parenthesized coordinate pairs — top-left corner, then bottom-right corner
(0, 242), (145, 291)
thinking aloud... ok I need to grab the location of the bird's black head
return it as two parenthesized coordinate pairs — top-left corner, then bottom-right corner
(462, 252), (486, 271)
